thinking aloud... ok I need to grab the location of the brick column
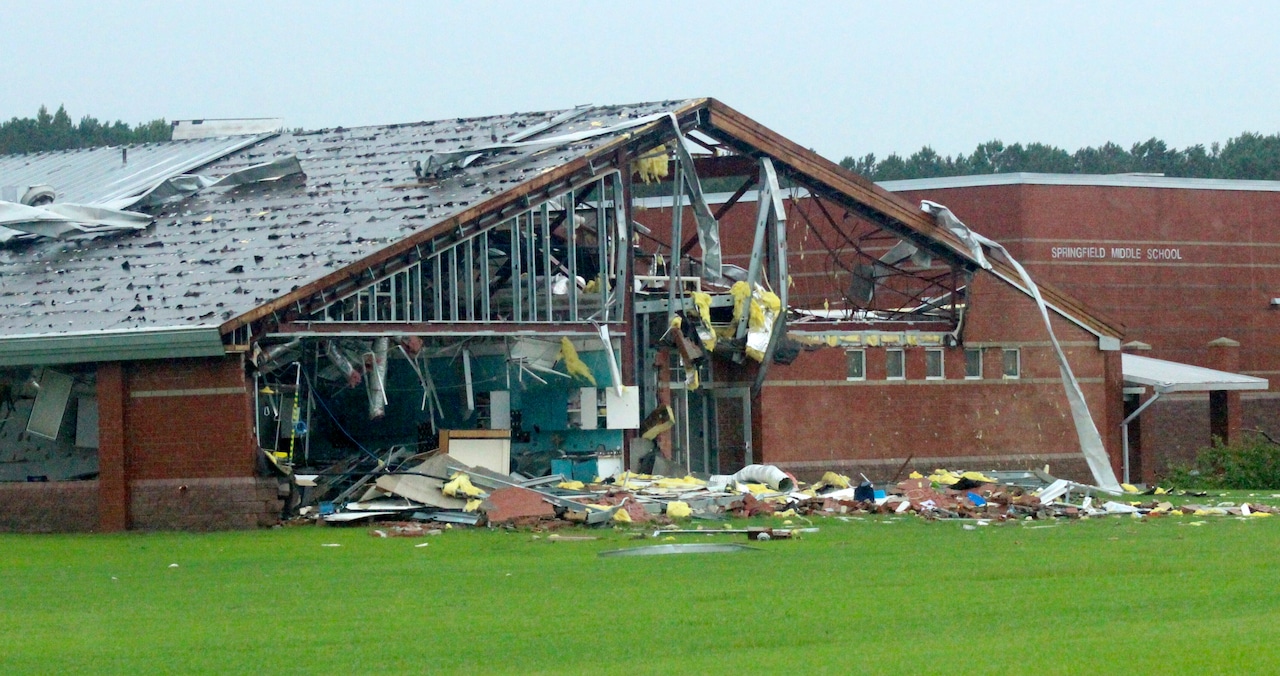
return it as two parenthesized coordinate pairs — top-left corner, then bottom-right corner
(1102, 349), (1125, 480)
(1207, 337), (1242, 446)
(97, 362), (129, 531)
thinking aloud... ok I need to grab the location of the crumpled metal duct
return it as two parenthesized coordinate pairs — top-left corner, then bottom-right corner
(255, 339), (302, 375)
(730, 464), (796, 493)
(366, 337), (390, 420)
(325, 340), (362, 387)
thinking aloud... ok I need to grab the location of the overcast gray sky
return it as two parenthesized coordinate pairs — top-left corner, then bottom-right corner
(4, 1), (1278, 162)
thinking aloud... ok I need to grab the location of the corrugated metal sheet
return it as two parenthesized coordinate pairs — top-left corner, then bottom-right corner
(172, 119), (283, 140)
(0, 101), (695, 345)
(0, 134), (272, 205)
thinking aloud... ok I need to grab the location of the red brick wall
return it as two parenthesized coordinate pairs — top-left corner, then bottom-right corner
(97, 362), (128, 531)
(894, 183), (1280, 383)
(0, 481), (99, 532)
(1134, 394), (1280, 481)
(124, 356), (257, 481)
(4, 355), (267, 533)
(130, 478), (283, 531)
(80, 354), (275, 532)
(637, 188), (1120, 481)
(760, 273), (1114, 483)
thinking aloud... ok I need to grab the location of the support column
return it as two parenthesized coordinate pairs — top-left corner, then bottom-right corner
(96, 362), (129, 531)
(1207, 337), (1242, 446)
(1123, 394), (1145, 482)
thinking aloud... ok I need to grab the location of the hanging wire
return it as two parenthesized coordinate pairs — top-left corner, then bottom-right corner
(301, 369), (382, 464)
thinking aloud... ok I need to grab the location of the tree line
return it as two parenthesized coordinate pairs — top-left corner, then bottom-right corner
(0, 105), (171, 155)
(7, 105), (1280, 185)
(840, 133), (1280, 182)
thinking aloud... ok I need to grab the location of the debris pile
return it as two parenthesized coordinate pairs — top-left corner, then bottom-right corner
(296, 454), (1277, 532)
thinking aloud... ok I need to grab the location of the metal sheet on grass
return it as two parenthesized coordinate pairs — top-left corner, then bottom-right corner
(598, 543), (759, 557)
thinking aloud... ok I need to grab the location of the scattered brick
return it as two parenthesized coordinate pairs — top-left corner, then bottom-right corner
(482, 486), (556, 525)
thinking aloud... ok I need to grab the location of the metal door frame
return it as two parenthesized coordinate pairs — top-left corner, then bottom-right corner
(712, 386), (752, 471)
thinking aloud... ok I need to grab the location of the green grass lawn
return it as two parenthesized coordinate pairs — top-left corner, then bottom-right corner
(3, 508), (1279, 675)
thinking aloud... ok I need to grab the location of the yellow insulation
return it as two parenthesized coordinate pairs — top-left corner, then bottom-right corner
(690, 291), (716, 352)
(558, 337), (597, 386)
(751, 289), (781, 329)
(817, 472), (851, 490)
(745, 286), (781, 362)
(666, 501), (692, 518)
(729, 281), (752, 326)
(651, 475), (707, 489)
(631, 147), (670, 184)
(443, 473), (485, 498)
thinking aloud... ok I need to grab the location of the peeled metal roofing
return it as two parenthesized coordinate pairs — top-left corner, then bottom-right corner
(1122, 353), (1269, 393)
(0, 100), (695, 340)
(0, 134), (271, 205)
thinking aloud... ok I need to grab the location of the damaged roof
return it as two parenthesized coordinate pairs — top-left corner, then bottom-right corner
(0, 100), (699, 343)
(0, 97), (1120, 364)
(0, 134), (271, 206)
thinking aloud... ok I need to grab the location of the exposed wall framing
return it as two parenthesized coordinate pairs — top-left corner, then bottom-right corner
(305, 172), (628, 326)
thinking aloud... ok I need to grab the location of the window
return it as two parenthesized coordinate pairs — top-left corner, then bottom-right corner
(885, 349), (905, 380)
(1002, 348), (1021, 379)
(964, 348), (982, 379)
(925, 348), (944, 379)
(845, 350), (865, 380)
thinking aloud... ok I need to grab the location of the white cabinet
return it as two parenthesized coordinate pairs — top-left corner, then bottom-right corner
(570, 387), (599, 430)
(605, 386), (640, 429)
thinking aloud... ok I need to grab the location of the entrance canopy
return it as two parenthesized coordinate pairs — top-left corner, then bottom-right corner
(1120, 353), (1268, 484)
(1122, 353), (1269, 393)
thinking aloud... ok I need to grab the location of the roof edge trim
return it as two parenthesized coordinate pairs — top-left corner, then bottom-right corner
(0, 326), (225, 366)
(880, 172), (1280, 193)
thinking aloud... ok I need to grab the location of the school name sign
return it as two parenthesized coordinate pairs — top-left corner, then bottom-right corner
(1049, 245), (1184, 261)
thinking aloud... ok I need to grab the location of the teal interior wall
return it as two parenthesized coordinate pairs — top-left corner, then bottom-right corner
(306, 346), (624, 462)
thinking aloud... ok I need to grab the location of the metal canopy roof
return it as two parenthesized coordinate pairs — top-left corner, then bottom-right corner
(1122, 353), (1269, 393)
